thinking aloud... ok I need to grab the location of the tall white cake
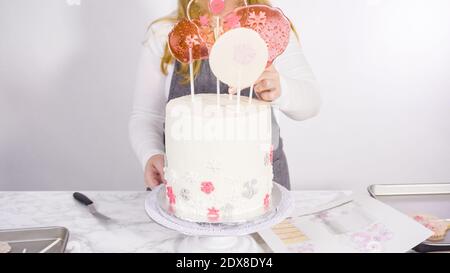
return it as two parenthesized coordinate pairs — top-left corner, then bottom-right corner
(164, 94), (274, 223)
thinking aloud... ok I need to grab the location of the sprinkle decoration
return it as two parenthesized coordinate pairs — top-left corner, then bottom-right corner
(166, 186), (176, 205)
(207, 207), (220, 222)
(201, 181), (215, 194)
(264, 193), (270, 209)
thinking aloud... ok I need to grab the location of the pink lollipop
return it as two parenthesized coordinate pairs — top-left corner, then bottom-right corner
(223, 5), (291, 66)
(209, 0), (225, 15)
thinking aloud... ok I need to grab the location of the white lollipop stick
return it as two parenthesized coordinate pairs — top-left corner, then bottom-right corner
(249, 84), (254, 104)
(215, 16), (221, 106)
(189, 47), (195, 102)
(214, 16), (220, 38)
(216, 78), (220, 106)
(237, 88), (241, 112)
(236, 67), (242, 112)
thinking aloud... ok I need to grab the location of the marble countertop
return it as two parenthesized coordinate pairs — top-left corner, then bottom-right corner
(0, 191), (348, 253)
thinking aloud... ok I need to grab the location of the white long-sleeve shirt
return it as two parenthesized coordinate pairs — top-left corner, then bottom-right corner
(129, 22), (321, 170)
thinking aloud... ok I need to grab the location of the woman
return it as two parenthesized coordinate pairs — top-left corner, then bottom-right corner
(129, 0), (321, 190)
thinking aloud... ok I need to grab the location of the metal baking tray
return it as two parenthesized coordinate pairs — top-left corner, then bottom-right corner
(0, 227), (69, 253)
(368, 183), (450, 253)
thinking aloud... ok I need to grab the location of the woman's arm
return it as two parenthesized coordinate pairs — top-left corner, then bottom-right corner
(129, 28), (168, 171)
(272, 33), (322, 121)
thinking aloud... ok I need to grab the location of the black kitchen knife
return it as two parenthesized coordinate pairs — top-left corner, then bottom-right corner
(73, 192), (112, 221)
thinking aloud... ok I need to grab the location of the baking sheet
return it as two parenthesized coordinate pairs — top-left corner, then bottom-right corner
(368, 183), (450, 251)
(0, 226), (69, 253)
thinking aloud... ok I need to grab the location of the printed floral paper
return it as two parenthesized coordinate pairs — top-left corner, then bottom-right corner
(258, 194), (433, 253)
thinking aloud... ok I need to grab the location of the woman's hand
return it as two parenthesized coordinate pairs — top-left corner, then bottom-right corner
(144, 154), (166, 189)
(254, 65), (282, 102)
(228, 65), (282, 102)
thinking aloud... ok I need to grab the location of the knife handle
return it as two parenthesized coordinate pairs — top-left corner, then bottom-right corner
(73, 192), (93, 206)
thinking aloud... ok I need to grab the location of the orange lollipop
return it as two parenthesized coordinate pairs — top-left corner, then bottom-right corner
(168, 19), (213, 64)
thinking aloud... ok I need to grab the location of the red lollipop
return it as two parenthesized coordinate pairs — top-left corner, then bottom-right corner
(168, 19), (214, 64)
(223, 5), (291, 65)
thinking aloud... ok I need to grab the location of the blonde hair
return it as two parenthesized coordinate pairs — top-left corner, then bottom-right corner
(150, 0), (297, 84)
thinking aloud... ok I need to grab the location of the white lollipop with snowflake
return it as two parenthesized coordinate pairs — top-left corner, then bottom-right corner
(209, 28), (269, 94)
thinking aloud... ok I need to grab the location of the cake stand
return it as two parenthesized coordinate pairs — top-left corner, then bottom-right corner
(144, 183), (294, 253)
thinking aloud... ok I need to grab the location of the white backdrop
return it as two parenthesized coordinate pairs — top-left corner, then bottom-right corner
(1, 0), (449, 191)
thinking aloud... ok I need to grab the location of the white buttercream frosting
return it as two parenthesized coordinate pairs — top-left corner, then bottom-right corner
(164, 94), (274, 222)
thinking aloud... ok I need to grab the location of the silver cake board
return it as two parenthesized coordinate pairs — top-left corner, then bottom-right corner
(144, 183), (294, 253)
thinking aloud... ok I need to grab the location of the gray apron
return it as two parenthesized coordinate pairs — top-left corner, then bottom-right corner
(167, 60), (291, 190)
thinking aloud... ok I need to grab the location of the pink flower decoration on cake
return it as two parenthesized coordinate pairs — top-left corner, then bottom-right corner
(201, 181), (215, 194)
(168, 204), (175, 214)
(265, 145), (274, 166)
(224, 12), (241, 30)
(166, 186), (176, 205)
(269, 145), (274, 164)
(207, 207), (220, 222)
(247, 11), (266, 32)
(264, 194), (270, 209)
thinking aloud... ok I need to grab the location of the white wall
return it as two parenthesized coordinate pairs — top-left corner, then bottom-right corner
(1, 0), (449, 192)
